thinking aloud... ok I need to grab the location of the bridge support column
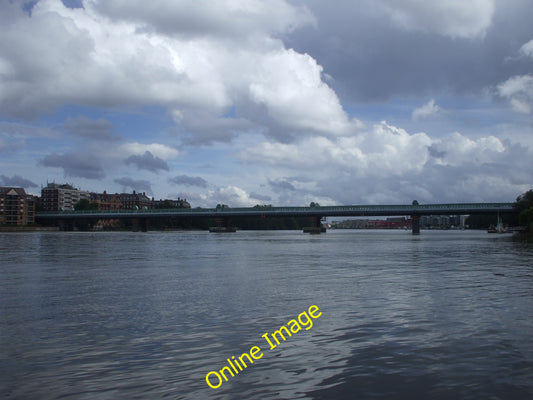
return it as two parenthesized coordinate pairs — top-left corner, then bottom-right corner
(58, 219), (75, 231)
(132, 218), (148, 232)
(411, 215), (420, 235)
(209, 217), (236, 232)
(303, 216), (325, 234)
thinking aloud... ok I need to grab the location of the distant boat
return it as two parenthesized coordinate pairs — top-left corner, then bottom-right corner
(487, 223), (508, 234)
(488, 213), (509, 233)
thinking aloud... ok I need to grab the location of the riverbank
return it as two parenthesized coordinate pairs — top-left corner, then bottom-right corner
(0, 226), (59, 232)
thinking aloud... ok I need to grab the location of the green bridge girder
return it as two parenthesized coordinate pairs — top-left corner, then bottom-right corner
(36, 202), (516, 220)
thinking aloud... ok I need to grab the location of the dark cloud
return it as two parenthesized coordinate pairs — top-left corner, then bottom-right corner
(124, 151), (169, 173)
(61, 0), (83, 8)
(168, 175), (208, 188)
(114, 177), (152, 195)
(0, 174), (38, 188)
(64, 116), (121, 141)
(39, 152), (105, 179)
(0, 121), (58, 139)
(91, 0), (313, 39)
(268, 179), (296, 192)
(250, 192), (272, 202)
(428, 146), (446, 159)
(285, 0), (533, 103)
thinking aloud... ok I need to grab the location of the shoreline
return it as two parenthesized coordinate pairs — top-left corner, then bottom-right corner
(0, 226), (60, 232)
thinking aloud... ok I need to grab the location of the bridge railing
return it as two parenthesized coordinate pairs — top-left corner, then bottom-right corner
(35, 202), (515, 218)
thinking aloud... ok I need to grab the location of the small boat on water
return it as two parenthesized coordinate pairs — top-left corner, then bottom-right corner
(487, 212), (509, 233)
(487, 223), (509, 233)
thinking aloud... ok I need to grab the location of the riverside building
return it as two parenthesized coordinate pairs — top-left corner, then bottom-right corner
(0, 187), (36, 225)
(41, 183), (90, 211)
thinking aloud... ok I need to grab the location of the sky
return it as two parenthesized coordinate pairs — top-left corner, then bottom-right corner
(1, 0), (532, 207)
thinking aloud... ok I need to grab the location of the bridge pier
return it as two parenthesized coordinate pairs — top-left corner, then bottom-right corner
(303, 216), (326, 234)
(132, 218), (148, 232)
(58, 219), (75, 231)
(209, 217), (236, 232)
(411, 215), (420, 235)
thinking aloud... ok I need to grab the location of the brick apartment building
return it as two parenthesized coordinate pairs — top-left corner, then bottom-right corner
(90, 191), (123, 210)
(118, 191), (152, 210)
(0, 187), (36, 225)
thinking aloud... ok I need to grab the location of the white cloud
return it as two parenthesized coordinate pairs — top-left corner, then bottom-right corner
(118, 143), (179, 159)
(0, 0), (347, 144)
(1, 0), (531, 206)
(412, 99), (442, 120)
(519, 39), (533, 58)
(379, 0), (495, 39)
(239, 123), (528, 204)
(248, 48), (356, 136)
(430, 132), (505, 166)
(196, 185), (257, 208)
(243, 122), (432, 176)
(497, 74), (533, 113)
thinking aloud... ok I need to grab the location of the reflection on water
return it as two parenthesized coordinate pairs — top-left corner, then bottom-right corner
(1, 230), (532, 399)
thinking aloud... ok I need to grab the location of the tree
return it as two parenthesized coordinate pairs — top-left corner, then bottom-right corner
(514, 189), (533, 232)
(74, 199), (98, 211)
(514, 190), (533, 214)
(154, 200), (178, 209)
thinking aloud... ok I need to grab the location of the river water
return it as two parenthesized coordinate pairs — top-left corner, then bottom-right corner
(1, 230), (532, 399)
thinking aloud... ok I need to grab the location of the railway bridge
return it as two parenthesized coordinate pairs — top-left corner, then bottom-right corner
(35, 202), (516, 234)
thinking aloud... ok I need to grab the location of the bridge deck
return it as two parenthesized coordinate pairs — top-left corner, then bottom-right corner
(36, 203), (516, 220)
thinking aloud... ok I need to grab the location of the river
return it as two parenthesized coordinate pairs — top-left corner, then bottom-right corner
(1, 230), (532, 399)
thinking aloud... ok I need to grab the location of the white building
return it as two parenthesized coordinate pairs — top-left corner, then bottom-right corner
(41, 183), (91, 211)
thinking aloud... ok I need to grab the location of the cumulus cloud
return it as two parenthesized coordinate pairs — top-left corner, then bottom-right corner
(244, 122), (432, 176)
(248, 48), (356, 137)
(39, 152), (105, 179)
(412, 99), (442, 120)
(495, 38), (533, 114)
(0, 174), (38, 188)
(1, 0), (531, 206)
(119, 143), (179, 159)
(497, 74), (533, 113)
(168, 175), (208, 188)
(0, 0), (353, 144)
(519, 39), (533, 58)
(209, 185), (257, 207)
(64, 116), (121, 141)
(114, 177), (152, 195)
(240, 121), (530, 204)
(124, 151), (169, 173)
(429, 133), (505, 166)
